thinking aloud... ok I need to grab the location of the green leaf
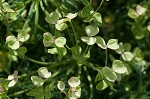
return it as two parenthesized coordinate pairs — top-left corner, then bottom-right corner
(43, 32), (54, 47)
(55, 37), (66, 47)
(66, 13), (78, 20)
(31, 76), (44, 86)
(107, 39), (119, 50)
(44, 83), (54, 99)
(121, 52), (134, 61)
(96, 80), (108, 90)
(93, 12), (102, 23)
(81, 37), (96, 45)
(48, 48), (58, 54)
(27, 86), (44, 99)
(57, 47), (67, 61)
(95, 72), (103, 82)
(112, 60), (127, 74)
(6, 35), (20, 50)
(68, 77), (80, 88)
(128, 9), (139, 19)
(16, 47), (27, 58)
(83, 0), (90, 6)
(85, 25), (99, 36)
(77, 48), (90, 66)
(38, 67), (51, 78)
(17, 30), (30, 42)
(71, 86), (81, 98)
(71, 46), (82, 60)
(2, 2), (15, 12)
(45, 11), (59, 24)
(136, 5), (147, 15)
(55, 23), (68, 31)
(81, 6), (93, 18)
(96, 36), (106, 49)
(102, 67), (117, 82)
(57, 81), (65, 91)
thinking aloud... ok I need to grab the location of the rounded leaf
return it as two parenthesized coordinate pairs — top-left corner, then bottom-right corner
(121, 52), (134, 61)
(81, 37), (96, 45)
(68, 77), (80, 88)
(8, 79), (17, 87)
(48, 48), (58, 54)
(31, 76), (44, 86)
(102, 67), (117, 82)
(71, 86), (81, 98)
(128, 9), (139, 19)
(57, 81), (65, 91)
(85, 25), (99, 36)
(43, 32), (54, 47)
(17, 30), (30, 42)
(93, 12), (102, 23)
(136, 5), (147, 15)
(6, 35), (20, 50)
(55, 37), (66, 47)
(55, 23), (68, 31)
(112, 60), (127, 74)
(45, 11), (59, 24)
(66, 13), (78, 20)
(96, 80), (108, 90)
(96, 37), (106, 49)
(107, 39), (119, 50)
(38, 67), (51, 78)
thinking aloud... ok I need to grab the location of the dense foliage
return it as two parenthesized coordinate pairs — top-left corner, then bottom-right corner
(0, 0), (150, 99)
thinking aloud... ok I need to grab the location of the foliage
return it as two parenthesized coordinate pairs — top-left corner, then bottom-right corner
(0, 0), (150, 99)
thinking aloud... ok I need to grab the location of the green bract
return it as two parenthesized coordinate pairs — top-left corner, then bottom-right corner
(81, 37), (96, 45)
(48, 48), (58, 54)
(45, 11), (59, 24)
(43, 32), (54, 47)
(96, 37), (106, 49)
(121, 52), (134, 61)
(128, 9), (139, 19)
(112, 60), (127, 74)
(57, 81), (65, 91)
(55, 23), (68, 31)
(55, 37), (66, 47)
(93, 12), (102, 23)
(31, 76), (44, 86)
(17, 30), (30, 42)
(96, 80), (108, 90)
(102, 67), (117, 82)
(16, 47), (27, 58)
(85, 25), (99, 36)
(6, 35), (20, 50)
(38, 67), (51, 78)
(71, 46), (82, 60)
(107, 39), (119, 50)
(81, 6), (93, 18)
(68, 77), (80, 88)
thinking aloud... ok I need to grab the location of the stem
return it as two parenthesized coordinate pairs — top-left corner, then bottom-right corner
(40, 0), (49, 15)
(34, 2), (39, 34)
(105, 48), (108, 66)
(9, 89), (29, 97)
(22, 2), (35, 30)
(70, 21), (78, 46)
(24, 56), (54, 65)
(90, 0), (105, 17)
(83, 66), (93, 99)
(90, 0), (93, 5)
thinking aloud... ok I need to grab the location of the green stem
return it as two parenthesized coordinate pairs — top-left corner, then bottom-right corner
(90, 0), (93, 5)
(83, 66), (93, 99)
(70, 21), (78, 46)
(9, 89), (29, 97)
(24, 56), (54, 65)
(40, 0), (49, 15)
(22, 2), (35, 30)
(105, 48), (108, 66)
(34, 2), (39, 34)
(90, 0), (105, 17)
